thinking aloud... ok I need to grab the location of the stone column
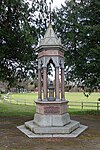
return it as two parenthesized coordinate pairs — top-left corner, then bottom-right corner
(38, 69), (42, 101)
(61, 68), (65, 100)
(55, 67), (60, 101)
(43, 67), (47, 100)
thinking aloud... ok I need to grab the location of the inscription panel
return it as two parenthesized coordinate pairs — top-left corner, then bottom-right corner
(44, 106), (60, 114)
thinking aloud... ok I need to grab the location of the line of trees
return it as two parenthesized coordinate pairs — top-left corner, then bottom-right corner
(0, 0), (100, 92)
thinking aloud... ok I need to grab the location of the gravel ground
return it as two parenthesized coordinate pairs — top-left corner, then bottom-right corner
(0, 115), (100, 150)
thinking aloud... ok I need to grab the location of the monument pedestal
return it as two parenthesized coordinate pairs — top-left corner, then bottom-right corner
(17, 100), (88, 138)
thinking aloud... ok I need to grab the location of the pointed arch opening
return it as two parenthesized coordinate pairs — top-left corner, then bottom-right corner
(47, 58), (55, 100)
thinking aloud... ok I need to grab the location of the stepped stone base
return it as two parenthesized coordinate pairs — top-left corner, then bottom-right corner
(17, 124), (88, 138)
(17, 100), (88, 138)
(25, 120), (80, 134)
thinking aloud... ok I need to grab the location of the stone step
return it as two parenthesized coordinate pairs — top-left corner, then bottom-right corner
(52, 125), (88, 138)
(25, 120), (80, 134)
(17, 124), (88, 138)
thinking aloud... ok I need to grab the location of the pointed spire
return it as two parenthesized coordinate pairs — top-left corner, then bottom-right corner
(49, 1), (52, 24)
(39, 1), (62, 47)
(40, 24), (62, 46)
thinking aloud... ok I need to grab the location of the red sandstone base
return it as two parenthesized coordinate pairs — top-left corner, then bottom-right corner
(35, 100), (69, 115)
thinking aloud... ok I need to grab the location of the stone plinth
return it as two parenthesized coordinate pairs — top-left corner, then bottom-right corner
(24, 100), (83, 135)
(35, 100), (68, 115)
(17, 99), (88, 138)
(34, 100), (70, 127)
(34, 113), (70, 127)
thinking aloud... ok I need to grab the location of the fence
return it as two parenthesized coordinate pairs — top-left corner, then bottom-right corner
(1, 96), (100, 110)
(2, 97), (35, 106)
(68, 101), (100, 110)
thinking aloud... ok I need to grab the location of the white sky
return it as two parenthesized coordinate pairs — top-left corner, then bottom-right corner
(47, 0), (65, 9)
(27, 0), (66, 9)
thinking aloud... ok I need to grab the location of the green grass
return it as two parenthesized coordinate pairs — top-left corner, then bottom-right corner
(68, 108), (100, 116)
(1, 92), (99, 109)
(11, 92), (38, 101)
(65, 92), (99, 102)
(0, 92), (100, 117)
(1, 92), (100, 102)
(0, 102), (100, 117)
(1, 92), (38, 105)
(0, 102), (35, 117)
(65, 92), (100, 110)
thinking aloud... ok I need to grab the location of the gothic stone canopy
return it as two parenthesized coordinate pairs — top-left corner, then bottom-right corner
(36, 24), (65, 69)
(37, 24), (65, 101)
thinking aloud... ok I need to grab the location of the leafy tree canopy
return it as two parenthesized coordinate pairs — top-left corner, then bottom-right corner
(0, 0), (50, 87)
(52, 0), (100, 92)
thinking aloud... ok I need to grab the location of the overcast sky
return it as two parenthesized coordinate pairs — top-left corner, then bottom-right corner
(27, 0), (66, 9)
(47, 0), (65, 8)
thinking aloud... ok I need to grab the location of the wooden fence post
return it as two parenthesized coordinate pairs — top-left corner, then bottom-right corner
(97, 102), (99, 110)
(82, 102), (83, 109)
(17, 99), (18, 105)
(24, 99), (26, 105)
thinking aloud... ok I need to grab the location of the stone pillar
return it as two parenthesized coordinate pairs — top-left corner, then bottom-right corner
(43, 67), (47, 100)
(61, 68), (65, 100)
(55, 67), (60, 101)
(38, 69), (42, 101)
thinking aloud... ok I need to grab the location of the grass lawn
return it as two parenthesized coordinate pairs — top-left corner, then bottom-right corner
(1, 92), (38, 105)
(1, 92), (100, 107)
(0, 102), (100, 117)
(1, 92), (100, 102)
(65, 92), (99, 102)
(0, 92), (100, 116)
(11, 92), (38, 101)
(0, 102), (35, 117)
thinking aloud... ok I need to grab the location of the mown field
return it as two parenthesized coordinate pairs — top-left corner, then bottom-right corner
(0, 92), (100, 117)
(1, 92), (100, 108)
(1, 92), (100, 102)
(65, 92), (99, 102)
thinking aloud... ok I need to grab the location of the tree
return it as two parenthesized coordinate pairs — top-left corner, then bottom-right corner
(30, 0), (52, 40)
(52, 0), (100, 92)
(0, 0), (50, 87)
(0, 0), (35, 85)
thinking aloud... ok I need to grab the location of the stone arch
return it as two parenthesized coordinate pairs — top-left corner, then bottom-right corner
(46, 57), (55, 67)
